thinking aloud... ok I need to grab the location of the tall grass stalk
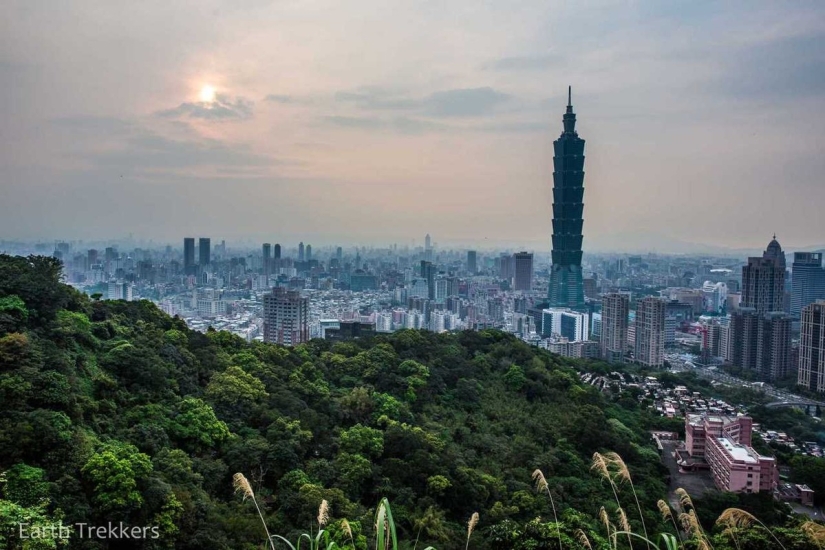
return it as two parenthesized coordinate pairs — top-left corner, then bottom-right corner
(233, 473), (276, 550)
(532, 469), (562, 550)
(465, 512), (479, 550)
(716, 508), (786, 550)
(606, 452), (651, 549)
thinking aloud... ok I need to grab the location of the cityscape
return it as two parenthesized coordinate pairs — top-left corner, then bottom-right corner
(3, 1), (825, 548)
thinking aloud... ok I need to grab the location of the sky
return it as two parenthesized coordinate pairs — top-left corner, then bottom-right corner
(2, 0), (825, 253)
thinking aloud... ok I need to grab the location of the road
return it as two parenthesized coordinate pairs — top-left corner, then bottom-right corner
(664, 353), (825, 408)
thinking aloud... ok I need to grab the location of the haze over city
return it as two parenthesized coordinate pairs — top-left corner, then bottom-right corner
(2, 0), (825, 251)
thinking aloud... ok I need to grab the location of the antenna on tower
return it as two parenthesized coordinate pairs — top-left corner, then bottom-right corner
(568, 86), (572, 107)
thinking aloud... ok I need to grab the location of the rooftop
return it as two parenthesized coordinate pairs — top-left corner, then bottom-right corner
(717, 437), (757, 464)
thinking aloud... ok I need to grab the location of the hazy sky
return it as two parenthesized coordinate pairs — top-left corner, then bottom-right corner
(2, 0), (825, 252)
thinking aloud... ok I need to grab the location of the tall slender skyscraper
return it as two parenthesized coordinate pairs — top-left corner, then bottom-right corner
(601, 293), (630, 363)
(274, 243), (282, 260)
(513, 252), (534, 291)
(548, 87), (586, 311)
(306, 244), (312, 261)
(791, 252), (825, 318)
(798, 300), (825, 392)
(742, 237), (786, 315)
(298, 242), (305, 262)
(635, 297), (665, 367)
(183, 238), (195, 274)
(198, 238), (211, 267)
(467, 250), (477, 275)
(263, 243), (272, 276)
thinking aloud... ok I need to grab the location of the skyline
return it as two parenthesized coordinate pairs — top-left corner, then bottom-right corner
(2, 1), (825, 250)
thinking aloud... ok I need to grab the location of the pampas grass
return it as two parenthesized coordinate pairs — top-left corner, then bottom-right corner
(532, 469), (562, 550)
(318, 499), (330, 528)
(605, 452), (650, 549)
(233, 473), (276, 550)
(465, 512), (479, 550)
(716, 508), (786, 550)
(801, 521), (825, 548)
(576, 528), (593, 550)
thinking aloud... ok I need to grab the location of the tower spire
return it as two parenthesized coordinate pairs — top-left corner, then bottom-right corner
(568, 85), (572, 107)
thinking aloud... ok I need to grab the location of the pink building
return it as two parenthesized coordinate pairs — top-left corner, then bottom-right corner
(684, 413), (777, 493)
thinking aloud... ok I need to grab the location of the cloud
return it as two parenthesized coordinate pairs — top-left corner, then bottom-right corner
(483, 54), (561, 71)
(323, 115), (444, 134)
(423, 87), (510, 117)
(264, 94), (294, 103)
(333, 86), (512, 118)
(157, 94), (254, 120)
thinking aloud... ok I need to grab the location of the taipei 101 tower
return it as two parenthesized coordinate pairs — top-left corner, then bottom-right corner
(547, 87), (586, 310)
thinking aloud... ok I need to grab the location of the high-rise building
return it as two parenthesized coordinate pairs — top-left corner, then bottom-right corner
(467, 250), (477, 275)
(198, 238), (211, 267)
(601, 293), (629, 363)
(420, 260), (436, 300)
(263, 287), (309, 346)
(298, 242), (305, 262)
(741, 236), (786, 315)
(336, 246), (343, 264)
(731, 237), (792, 382)
(306, 244), (312, 261)
(274, 243), (282, 260)
(634, 297), (665, 367)
(262, 243), (272, 276)
(183, 238), (195, 274)
(791, 252), (825, 318)
(513, 252), (534, 292)
(547, 87), (586, 311)
(798, 300), (825, 392)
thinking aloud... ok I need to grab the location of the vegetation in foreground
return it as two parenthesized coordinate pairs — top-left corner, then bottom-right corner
(0, 254), (821, 549)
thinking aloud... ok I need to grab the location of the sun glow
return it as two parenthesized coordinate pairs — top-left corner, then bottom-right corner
(199, 85), (216, 103)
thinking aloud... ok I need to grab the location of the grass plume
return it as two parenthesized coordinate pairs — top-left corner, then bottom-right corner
(233, 473), (275, 550)
(318, 499), (330, 528)
(576, 529), (593, 550)
(532, 469), (562, 550)
(716, 508), (786, 550)
(465, 512), (479, 550)
(605, 452), (650, 549)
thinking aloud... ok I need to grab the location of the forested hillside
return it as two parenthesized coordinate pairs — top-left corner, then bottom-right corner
(0, 255), (818, 550)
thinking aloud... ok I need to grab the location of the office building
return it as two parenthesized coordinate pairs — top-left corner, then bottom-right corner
(274, 243), (282, 260)
(298, 242), (305, 262)
(513, 252), (534, 292)
(420, 260), (436, 300)
(741, 236), (786, 315)
(791, 253), (825, 318)
(730, 237), (792, 382)
(467, 250), (477, 275)
(184, 238), (195, 274)
(198, 238), (211, 267)
(634, 297), (665, 367)
(336, 246), (343, 264)
(263, 287), (309, 346)
(798, 300), (825, 392)
(263, 243), (272, 276)
(547, 87), (586, 311)
(541, 308), (589, 342)
(325, 321), (375, 342)
(306, 244), (312, 261)
(601, 293), (629, 363)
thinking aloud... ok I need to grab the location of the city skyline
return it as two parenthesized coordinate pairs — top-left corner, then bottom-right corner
(3, 1), (825, 251)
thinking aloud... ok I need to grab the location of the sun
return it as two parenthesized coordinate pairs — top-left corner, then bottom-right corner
(199, 85), (216, 103)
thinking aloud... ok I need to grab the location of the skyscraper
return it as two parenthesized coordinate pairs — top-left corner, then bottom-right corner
(274, 243), (282, 260)
(741, 236), (786, 315)
(263, 287), (309, 346)
(791, 252), (825, 318)
(298, 242), (305, 262)
(198, 238), (211, 267)
(513, 252), (534, 291)
(336, 246), (343, 264)
(467, 250), (477, 275)
(424, 234), (433, 262)
(601, 293), (630, 363)
(798, 300), (825, 392)
(420, 260), (436, 300)
(306, 244), (312, 261)
(635, 297), (665, 367)
(548, 87), (586, 311)
(183, 238), (195, 274)
(263, 243), (272, 276)
(731, 237), (792, 381)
